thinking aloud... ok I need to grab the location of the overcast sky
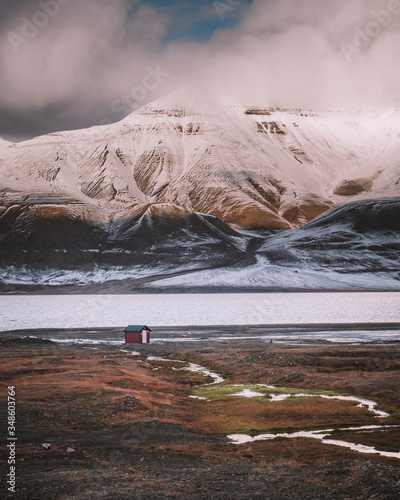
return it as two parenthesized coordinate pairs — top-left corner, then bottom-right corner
(1, 0), (400, 141)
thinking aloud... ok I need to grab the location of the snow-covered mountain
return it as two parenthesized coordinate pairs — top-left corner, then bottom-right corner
(0, 95), (399, 290)
(1, 96), (400, 229)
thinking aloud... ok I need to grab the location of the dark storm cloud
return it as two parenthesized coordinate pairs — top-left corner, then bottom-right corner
(1, 0), (400, 142)
(0, 1), (39, 26)
(0, 0), (168, 140)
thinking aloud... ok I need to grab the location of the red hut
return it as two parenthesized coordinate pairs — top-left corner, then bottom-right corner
(124, 325), (151, 344)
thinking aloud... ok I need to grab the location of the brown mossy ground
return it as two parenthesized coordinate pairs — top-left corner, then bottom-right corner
(1, 338), (400, 499)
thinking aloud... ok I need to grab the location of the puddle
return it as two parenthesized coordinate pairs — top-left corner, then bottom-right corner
(269, 393), (291, 402)
(189, 395), (210, 401)
(230, 389), (265, 398)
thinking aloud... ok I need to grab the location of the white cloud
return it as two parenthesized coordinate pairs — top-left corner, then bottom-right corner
(1, 0), (399, 139)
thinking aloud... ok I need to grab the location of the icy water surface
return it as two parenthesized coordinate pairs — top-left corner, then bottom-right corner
(0, 292), (400, 334)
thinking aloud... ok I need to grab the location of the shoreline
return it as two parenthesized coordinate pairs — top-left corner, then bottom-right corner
(2, 323), (400, 347)
(3, 322), (400, 333)
(1, 286), (400, 295)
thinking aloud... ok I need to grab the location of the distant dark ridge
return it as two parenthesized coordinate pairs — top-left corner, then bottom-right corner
(303, 197), (400, 231)
(256, 197), (400, 276)
(0, 203), (245, 269)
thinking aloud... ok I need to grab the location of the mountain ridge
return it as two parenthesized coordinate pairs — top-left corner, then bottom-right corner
(1, 96), (400, 291)
(1, 97), (399, 230)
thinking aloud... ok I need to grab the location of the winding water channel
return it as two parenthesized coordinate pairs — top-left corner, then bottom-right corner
(147, 355), (400, 460)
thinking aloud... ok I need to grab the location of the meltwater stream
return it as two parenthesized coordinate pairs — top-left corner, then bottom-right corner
(228, 426), (400, 459)
(145, 356), (400, 460)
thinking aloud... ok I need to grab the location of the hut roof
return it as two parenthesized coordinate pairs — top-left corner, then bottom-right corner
(124, 325), (152, 332)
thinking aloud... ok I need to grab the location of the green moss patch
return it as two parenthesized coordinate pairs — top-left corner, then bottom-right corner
(194, 384), (340, 401)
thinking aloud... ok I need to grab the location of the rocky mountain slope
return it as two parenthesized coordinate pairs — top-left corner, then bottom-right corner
(150, 198), (400, 291)
(1, 97), (399, 229)
(0, 96), (399, 290)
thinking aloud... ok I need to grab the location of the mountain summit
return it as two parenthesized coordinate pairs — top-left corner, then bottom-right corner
(1, 97), (399, 290)
(1, 96), (399, 230)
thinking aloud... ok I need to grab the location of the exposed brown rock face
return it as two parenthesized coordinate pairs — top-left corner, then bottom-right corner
(334, 178), (373, 196)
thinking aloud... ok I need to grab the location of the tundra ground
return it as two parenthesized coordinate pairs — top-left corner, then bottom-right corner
(1, 332), (400, 499)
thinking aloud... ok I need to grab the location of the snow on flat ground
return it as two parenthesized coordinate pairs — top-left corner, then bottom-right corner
(143, 256), (400, 291)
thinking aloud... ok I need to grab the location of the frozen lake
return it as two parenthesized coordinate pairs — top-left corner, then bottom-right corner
(0, 292), (400, 333)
